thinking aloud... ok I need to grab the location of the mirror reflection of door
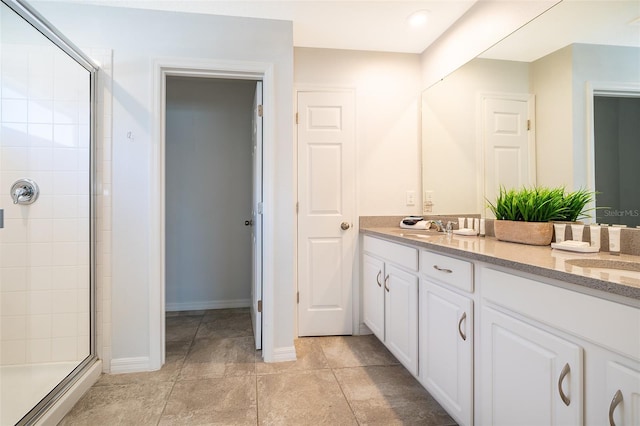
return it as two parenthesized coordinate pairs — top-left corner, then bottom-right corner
(481, 94), (536, 217)
(594, 95), (640, 227)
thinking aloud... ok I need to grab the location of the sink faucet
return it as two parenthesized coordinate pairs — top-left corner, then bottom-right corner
(426, 220), (453, 233)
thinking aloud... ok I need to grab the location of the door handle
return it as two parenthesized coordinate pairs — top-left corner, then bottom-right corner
(245, 220), (253, 226)
(609, 389), (623, 426)
(558, 363), (571, 406)
(458, 312), (467, 341)
(340, 222), (350, 230)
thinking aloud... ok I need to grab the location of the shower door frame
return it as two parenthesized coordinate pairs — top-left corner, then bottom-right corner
(1, 0), (99, 424)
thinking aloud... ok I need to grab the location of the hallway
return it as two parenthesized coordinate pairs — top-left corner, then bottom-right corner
(60, 308), (456, 425)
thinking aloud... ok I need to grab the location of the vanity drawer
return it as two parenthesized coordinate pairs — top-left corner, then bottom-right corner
(363, 236), (418, 271)
(421, 250), (473, 292)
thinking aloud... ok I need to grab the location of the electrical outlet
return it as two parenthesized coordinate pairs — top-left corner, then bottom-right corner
(423, 190), (434, 214)
(406, 190), (416, 206)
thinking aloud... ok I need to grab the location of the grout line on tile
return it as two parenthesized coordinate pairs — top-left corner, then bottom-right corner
(329, 364), (361, 425)
(156, 311), (206, 424)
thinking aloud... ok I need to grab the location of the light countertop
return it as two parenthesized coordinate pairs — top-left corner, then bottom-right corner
(361, 226), (640, 303)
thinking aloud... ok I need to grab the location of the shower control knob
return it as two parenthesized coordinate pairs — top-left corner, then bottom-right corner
(11, 179), (39, 205)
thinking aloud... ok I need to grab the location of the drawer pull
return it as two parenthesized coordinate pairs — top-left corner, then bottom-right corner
(433, 265), (453, 274)
(609, 389), (623, 426)
(558, 363), (571, 406)
(384, 275), (390, 292)
(376, 270), (382, 287)
(458, 312), (467, 341)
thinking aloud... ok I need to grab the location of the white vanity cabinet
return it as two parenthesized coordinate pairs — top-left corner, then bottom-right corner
(419, 250), (474, 426)
(479, 305), (584, 425)
(362, 236), (419, 375)
(479, 266), (640, 426)
(590, 352), (640, 426)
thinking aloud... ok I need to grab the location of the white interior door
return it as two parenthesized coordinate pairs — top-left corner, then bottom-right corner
(297, 90), (355, 336)
(482, 95), (535, 214)
(251, 81), (263, 349)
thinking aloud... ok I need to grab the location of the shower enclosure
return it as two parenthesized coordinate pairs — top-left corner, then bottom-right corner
(0, 0), (97, 424)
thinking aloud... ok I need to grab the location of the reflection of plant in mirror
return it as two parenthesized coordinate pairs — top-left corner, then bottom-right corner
(560, 188), (595, 222)
(487, 187), (595, 223)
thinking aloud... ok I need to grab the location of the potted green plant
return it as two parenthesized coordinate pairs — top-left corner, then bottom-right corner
(557, 188), (595, 222)
(487, 186), (594, 246)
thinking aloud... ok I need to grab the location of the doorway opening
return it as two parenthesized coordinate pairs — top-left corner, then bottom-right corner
(154, 63), (269, 368)
(593, 94), (640, 227)
(164, 76), (260, 340)
(587, 83), (640, 227)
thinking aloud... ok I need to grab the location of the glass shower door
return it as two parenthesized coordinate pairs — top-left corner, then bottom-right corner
(0, 0), (95, 423)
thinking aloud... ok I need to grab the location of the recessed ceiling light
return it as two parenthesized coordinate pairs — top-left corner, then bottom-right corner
(408, 10), (430, 28)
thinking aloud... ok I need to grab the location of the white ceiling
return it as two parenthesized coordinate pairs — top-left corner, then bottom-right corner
(481, 0), (640, 62)
(40, 0), (478, 53)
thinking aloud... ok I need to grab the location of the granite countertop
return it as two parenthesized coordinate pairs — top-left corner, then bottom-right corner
(361, 226), (640, 303)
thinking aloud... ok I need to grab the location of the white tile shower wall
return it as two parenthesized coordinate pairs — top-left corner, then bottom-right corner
(0, 43), (92, 366)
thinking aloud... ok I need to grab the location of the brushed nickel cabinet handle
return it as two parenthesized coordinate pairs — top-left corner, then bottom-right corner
(558, 363), (571, 406)
(433, 265), (453, 274)
(384, 275), (390, 292)
(609, 389), (623, 426)
(376, 270), (382, 287)
(458, 312), (467, 341)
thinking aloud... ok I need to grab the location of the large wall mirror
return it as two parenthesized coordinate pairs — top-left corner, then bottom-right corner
(422, 0), (640, 226)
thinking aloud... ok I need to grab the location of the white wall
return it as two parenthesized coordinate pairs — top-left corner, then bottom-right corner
(165, 77), (254, 310)
(532, 44), (640, 190)
(33, 3), (294, 367)
(531, 45), (573, 188)
(294, 48), (422, 216)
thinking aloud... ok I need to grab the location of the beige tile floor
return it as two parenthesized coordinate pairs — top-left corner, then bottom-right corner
(60, 308), (457, 425)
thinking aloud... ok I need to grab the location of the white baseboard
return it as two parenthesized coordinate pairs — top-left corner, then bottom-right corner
(165, 298), (251, 312)
(110, 356), (152, 374)
(359, 322), (373, 335)
(270, 345), (297, 362)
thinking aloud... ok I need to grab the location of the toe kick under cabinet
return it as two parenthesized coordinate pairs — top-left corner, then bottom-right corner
(361, 234), (640, 426)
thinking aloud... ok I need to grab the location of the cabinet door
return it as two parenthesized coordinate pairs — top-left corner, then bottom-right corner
(606, 361), (640, 426)
(480, 306), (583, 426)
(362, 253), (385, 341)
(385, 263), (418, 375)
(420, 280), (473, 426)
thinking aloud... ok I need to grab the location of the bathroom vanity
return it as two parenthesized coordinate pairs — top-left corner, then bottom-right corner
(360, 225), (640, 426)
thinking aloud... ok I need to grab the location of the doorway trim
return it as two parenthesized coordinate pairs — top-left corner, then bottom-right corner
(585, 81), (640, 215)
(151, 58), (275, 368)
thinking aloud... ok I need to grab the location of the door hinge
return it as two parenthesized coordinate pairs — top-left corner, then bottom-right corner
(297, 292), (299, 304)
(296, 202), (299, 214)
(257, 202), (263, 214)
(295, 112), (299, 124)
(258, 300), (262, 313)
(527, 119), (531, 131)
(258, 105), (263, 117)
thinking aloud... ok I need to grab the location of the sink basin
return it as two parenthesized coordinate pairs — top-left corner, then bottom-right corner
(394, 231), (441, 239)
(565, 259), (640, 280)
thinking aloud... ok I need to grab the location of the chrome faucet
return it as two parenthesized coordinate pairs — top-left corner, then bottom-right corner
(426, 220), (454, 234)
